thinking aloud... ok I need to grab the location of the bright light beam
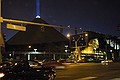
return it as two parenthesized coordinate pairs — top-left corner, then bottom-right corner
(36, 0), (40, 18)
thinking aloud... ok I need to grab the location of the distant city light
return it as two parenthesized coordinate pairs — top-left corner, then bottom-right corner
(67, 25), (70, 28)
(110, 50), (112, 52)
(65, 45), (68, 48)
(9, 53), (12, 57)
(28, 54), (30, 60)
(65, 50), (68, 53)
(36, 15), (40, 18)
(80, 27), (82, 30)
(34, 49), (37, 52)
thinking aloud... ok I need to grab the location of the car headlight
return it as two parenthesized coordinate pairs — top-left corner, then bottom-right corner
(0, 72), (5, 78)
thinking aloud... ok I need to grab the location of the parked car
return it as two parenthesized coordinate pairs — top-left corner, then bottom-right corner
(0, 60), (56, 80)
(101, 60), (113, 63)
(42, 59), (66, 70)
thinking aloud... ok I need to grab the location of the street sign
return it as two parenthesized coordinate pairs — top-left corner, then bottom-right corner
(6, 24), (26, 31)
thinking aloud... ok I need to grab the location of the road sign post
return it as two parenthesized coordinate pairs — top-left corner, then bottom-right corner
(0, 0), (2, 63)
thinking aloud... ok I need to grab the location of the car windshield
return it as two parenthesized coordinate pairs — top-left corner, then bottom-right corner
(12, 60), (42, 69)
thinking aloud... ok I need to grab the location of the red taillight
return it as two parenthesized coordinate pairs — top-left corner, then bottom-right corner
(0, 72), (5, 78)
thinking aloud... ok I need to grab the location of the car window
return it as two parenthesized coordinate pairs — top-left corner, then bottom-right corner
(28, 61), (42, 68)
(0, 62), (13, 68)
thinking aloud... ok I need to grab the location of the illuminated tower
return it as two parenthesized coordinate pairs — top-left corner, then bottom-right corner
(36, 0), (40, 18)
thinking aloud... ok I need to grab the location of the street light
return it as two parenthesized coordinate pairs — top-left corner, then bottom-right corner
(67, 33), (70, 38)
(67, 33), (71, 46)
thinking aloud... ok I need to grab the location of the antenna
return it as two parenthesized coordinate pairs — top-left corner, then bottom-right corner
(36, 0), (40, 18)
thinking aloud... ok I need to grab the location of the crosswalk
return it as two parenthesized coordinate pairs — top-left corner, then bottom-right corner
(56, 76), (120, 80)
(111, 78), (120, 80)
(74, 77), (97, 80)
(75, 77), (120, 80)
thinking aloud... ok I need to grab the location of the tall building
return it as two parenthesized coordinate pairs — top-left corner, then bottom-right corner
(5, 18), (69, 60)
(4, 0), (70, 60)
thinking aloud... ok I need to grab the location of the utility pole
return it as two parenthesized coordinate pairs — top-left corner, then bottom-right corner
(0, 0), (2, 63)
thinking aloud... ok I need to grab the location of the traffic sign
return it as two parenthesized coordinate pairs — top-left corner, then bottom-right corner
(6, 24), (26, 31)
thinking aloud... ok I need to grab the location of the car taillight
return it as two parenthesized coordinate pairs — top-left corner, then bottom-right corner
(0, 72), (5, 78)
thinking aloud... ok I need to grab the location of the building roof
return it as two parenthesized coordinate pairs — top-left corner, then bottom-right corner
(7, 18), (68, 45)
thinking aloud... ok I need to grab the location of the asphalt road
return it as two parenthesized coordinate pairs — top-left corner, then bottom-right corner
(55, 62), (120, 80)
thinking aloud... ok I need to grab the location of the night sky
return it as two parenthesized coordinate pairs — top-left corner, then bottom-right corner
(1, 0), (120, 40)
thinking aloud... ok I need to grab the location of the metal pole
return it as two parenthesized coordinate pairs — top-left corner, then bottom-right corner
(0, 0), (2, 63)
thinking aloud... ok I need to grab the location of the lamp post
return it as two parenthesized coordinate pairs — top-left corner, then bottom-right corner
(67, 33), (71, 47)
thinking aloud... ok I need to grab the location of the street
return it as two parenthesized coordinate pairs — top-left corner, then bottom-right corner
(55, 62), (120, 80)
